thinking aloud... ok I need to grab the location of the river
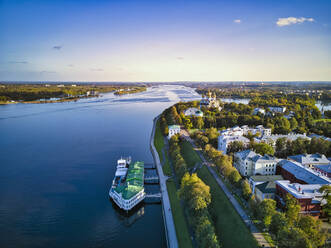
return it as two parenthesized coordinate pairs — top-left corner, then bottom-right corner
(0, 85), (200, 248)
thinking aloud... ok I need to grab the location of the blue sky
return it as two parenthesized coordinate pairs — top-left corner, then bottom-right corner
(0, 0), (330, 82)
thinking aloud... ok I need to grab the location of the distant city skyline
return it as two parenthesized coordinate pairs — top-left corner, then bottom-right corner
(1, 0), (330, 82)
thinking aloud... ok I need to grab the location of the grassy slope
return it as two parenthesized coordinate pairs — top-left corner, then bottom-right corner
(154, 120), (171, 176)
(166, 180), (193, 248)
(180, 140), (202, 168)
(180, 140), (258, 248)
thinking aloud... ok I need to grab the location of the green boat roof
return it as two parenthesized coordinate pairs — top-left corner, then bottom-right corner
(114, 161), (144, 200)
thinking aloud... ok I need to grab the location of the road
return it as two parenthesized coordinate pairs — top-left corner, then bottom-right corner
(150, 116), (178, 248)
(181, 129), (272, 248)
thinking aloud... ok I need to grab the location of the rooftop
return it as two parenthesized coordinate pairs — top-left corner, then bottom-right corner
(278, 159), (331, 185)
(315, 164), (331, 174)
(288, 154), (330, 165)
(256, 181), (277, 194)
(114, 161), (144, 200)
(250, 175), (284, 182)
(276, 180), (325, 202)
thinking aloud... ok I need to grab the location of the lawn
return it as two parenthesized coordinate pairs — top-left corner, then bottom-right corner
(166, 179), (193, 248)
(180, 140), (202, 168)
(197, 166), (258, 248)
(181, 140), (258, 248)
(154, 119), (171, 176)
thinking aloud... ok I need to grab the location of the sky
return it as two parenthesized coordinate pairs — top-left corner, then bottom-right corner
(0, 0), (330, 82)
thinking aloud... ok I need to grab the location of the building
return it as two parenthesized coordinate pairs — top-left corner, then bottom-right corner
(249, 175), (284, 194)
(277, 160), (331, 185)
(168, 125), (180, 139)
(314, 164), (331, 178)
(275, 180), (325, 217)
(288, 154), (330, 169)
(253, 108), (266, 115)
(255, 181), (278, 201)
(200, 91), (221, 110)
(218, 125), (271, 154)
(184, 107), (203, 117)
(218, 135), (250, 154)
(256, 133), (310, 147)
(268, 106), (286, 113)
(234, 150), (279, 176)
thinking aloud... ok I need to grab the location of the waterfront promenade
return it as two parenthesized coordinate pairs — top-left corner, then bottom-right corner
(150, 116), (178, 248)
(181, 130), (272, 248)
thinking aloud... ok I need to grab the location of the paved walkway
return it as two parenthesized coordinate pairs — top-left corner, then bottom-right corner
(181, 130), (272, 248)
(150, 116), (178, 248)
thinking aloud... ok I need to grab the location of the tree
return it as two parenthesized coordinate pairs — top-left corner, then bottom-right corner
(194, 117), (204, 130)
(277, 227), (312, 248)
(269, 212), (287, 235)
(252, 142), (274, 155)
(179, 173), (211, 212)
(297, 215), (326, 247)
(319, 185), (331, 221)
(241, 180), (252, 200)
(289, 117), (298, 131)
(285, 194), (301, 226)
(274, 116), (291, 134)
(227, 141), (245, 153)
(195, 215), (220, 248)
(257, 199), (276, 228)
(228, 169), (241, 185)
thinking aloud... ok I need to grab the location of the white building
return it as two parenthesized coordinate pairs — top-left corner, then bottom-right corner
(253, 108), (266, 115)
(234, 150), (279, 176)
(184, 108), (203, 117)
(256, 133), (311, 147)
(168, 125), (181, 139)
(217, 125), (271, 154)
(218, 135), (250, 154)
(268, 106), (286, 113)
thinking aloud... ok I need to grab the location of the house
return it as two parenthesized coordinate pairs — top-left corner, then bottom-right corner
(277, 160), (331, 185)
(168, 125), (180, 139)
(184, 108), (203, 117)
(249, 175), (284, 194)
(268, 106), (286, 113)
(234, 150), (279, 176)
(253, 108), (265, 115)
(57, 84), (65, 87)
(288, 154), (330, 169)
(275, 180), (325, 217)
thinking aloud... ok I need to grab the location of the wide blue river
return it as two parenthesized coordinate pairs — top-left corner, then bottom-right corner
(0, 85), (200, 248)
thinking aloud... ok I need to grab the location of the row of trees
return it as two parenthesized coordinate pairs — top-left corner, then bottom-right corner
(252, 195), (326, 248)
(169, 135), (188, 180)
(179, 173), (220, 248)
(276, 137), (331, 157)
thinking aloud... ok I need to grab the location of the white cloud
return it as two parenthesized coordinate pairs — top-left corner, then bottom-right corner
(276, 17), (314, 27)
(234, 19), (241, 24)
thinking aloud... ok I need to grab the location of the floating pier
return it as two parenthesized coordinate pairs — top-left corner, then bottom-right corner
(144, 176), (159, 184)
(144, 193), (162, 203)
